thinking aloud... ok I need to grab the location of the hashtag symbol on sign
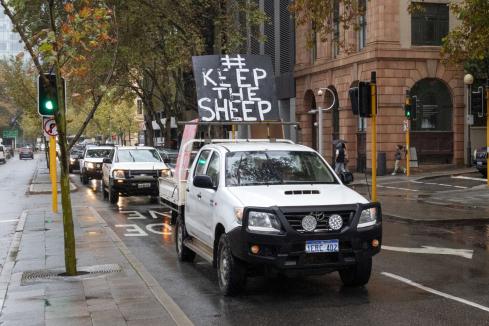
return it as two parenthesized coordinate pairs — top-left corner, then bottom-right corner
(220, 54), (246, 69)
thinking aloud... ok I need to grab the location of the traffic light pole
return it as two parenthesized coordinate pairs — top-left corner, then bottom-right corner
(49, 136), (58, 213)
(406, 120), (410, 177)
(371, 72), (377, 201)
(486, 86), (489, 187)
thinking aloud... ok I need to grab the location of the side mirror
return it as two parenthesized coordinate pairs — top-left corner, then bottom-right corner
(340, 171), (354, 185)
(103, 158), (112, 164)
(163, 157), (171, 164)
(193, 175), (215, 190)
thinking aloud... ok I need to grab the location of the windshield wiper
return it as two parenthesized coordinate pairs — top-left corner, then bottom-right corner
(128, 151), (136, 162)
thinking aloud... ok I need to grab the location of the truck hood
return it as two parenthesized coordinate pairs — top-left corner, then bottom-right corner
(84, 158), (105, 163)
(227, 184), (369, 208)
(111, 162), (167, 170)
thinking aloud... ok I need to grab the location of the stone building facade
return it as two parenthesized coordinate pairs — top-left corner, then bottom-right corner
(294, 0), (465, 172)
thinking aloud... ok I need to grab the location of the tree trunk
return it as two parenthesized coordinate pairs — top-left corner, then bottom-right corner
(54, 67), (77, 276)
(164, 116), (172, 147)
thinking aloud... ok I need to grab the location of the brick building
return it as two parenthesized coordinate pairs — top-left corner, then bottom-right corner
(294, 0), (466, 172)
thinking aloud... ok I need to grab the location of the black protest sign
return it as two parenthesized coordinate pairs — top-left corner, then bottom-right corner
(192, 55), (279, 122)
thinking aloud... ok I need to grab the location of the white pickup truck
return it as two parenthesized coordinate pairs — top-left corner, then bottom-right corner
(159, 139), (382, 295)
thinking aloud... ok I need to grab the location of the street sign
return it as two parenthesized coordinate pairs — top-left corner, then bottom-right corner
(2, 129), (18, 138)
(467, 114), (474, 126)
(43, 117), (58, 137)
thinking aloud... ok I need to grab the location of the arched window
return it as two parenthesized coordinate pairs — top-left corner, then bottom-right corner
(410, 78), (452, 131)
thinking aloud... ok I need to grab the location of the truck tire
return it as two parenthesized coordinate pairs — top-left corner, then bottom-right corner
(175, 217), (195, 262)
(217, 234), (247, 296)
(339, 256), (372, 287)
(102, 181), (108, 200)
(81, 171), (89, 185)
(109, 184), (119, 204)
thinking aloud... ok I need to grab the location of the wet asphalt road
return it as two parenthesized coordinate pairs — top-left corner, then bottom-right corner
(3, 156), (489, 325)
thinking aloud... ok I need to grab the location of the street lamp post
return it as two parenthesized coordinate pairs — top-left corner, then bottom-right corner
(308, 87), (336, 157)
(464, 74), (474, 167)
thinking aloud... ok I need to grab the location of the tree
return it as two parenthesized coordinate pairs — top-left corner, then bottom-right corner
(0, 0), (116, 276)
(289, 0), (366, 50)
(439, 0), (489, 79)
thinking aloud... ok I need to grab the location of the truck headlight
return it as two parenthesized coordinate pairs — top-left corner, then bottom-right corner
(160, 169), (171, 177)
(113, 170), (125, 179)
(247, 211), (281, 233)
(357, 207), (377, 228)
(86, 162), (95, 169)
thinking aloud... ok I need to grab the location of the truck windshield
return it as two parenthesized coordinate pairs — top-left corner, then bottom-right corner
(225, 151), (337, 186)
(86, 149), (112, 158)
(117, 149), (161, 163)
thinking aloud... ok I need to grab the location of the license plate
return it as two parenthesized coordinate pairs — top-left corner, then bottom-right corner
(305, 240), (339, 253)
(138, 183), (151, 189)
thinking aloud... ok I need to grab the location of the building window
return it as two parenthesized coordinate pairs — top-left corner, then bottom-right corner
(411, 3), (449, 46)
(311, 24), (317, 63)
(332, 0), (340, 57)
(358, 0), (367, 50)
(410, 78), (452, 131)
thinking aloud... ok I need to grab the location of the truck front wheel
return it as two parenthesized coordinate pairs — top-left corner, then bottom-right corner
(217, 234), (247, 296)
(175, 217), (195, 262)
(339, 256), (372, 287)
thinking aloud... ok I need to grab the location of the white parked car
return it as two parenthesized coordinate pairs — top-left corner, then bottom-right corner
(79, 146), (114, 184)
(0, 145), (6, 164)
(159, 139), (382, 295)
(102, 146), (169, 204)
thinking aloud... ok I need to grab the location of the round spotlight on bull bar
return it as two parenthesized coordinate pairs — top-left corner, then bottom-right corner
(328, 214), (343, 230)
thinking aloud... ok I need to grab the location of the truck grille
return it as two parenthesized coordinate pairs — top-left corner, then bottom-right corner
(283, 211), (354, 233)
(128, 170), (158, 178)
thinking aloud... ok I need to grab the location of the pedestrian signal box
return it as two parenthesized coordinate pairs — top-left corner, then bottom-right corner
(471, 89), (485, 117)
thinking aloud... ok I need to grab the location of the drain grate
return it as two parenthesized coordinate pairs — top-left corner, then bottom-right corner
(21, 263), (122, 284)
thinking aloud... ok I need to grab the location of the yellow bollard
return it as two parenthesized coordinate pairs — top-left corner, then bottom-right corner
(49, 136), (58, 213)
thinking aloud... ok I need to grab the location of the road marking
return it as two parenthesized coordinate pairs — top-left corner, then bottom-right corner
(452, 175), (486, 182)
(0, 219), (18, 224)
(382, 272), (489, 313)
(382, 245), (473, 259)
(146, 223), (172, 235)
(120, 211), (146, 220)
(115, 224), (148, 236)
(409, 180), (468, 189)
(378, 185), (419, 192)
(148, 210), (171, 219)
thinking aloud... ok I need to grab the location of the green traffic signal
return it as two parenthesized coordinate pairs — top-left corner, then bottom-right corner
(45, 100), (54, 111)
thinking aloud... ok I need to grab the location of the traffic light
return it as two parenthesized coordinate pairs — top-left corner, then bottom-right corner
(348, 82), (373, 117)
(471, 90), (485, 117)
(38, 74), (64, 116)
(404, 94), (412, 119)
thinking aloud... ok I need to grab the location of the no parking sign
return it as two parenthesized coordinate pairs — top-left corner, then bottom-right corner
(43, 117), (58, 137)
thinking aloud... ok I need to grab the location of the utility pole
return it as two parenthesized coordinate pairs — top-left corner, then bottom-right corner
(370, 72), (377, 202)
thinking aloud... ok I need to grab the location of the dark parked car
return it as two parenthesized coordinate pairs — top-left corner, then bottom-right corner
(474, 147), (488, 177)
(19, 146), (34, 160)
(69, 146), (84, 173)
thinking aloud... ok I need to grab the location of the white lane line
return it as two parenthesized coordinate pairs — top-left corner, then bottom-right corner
(0, 219), (19, 224)
(409, 180), (468, 189)
(382, 245), (473, 259)
(452, 175), (486, 182)
(378, 185), (419, 192)
(382, 272), (489, 313)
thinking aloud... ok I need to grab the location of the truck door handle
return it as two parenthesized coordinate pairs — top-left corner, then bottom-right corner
(210, 199), (214, 206)
(197, 193), (202, 199)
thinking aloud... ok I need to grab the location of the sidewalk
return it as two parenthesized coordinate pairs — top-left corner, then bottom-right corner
(29, 164), (77, 195)
(351, 167), (475, 186)
(0, 206), (192, 326)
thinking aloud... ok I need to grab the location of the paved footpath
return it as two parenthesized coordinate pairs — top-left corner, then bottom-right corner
(0, 205), (192, 326)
